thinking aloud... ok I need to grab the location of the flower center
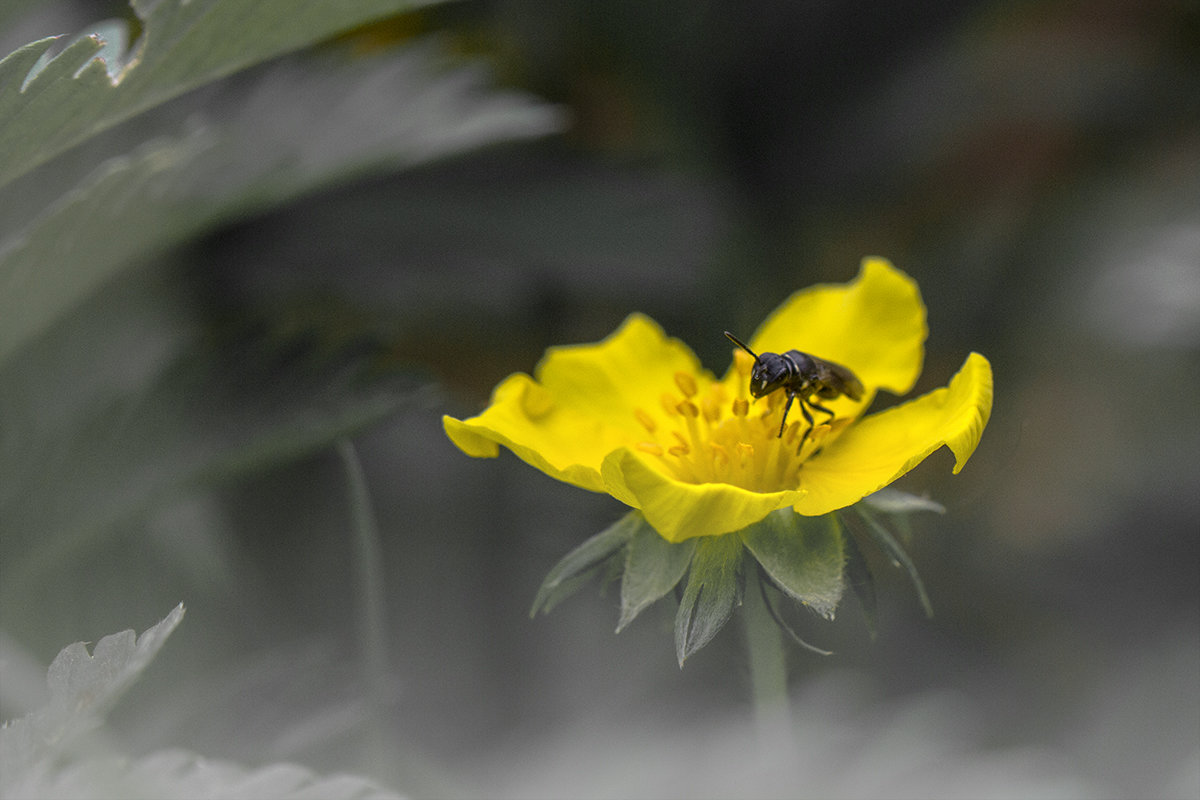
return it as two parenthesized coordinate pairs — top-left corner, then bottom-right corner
(632, 351), (848, 492)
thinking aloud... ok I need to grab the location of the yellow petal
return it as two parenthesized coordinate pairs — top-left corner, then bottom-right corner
(744, 257), (927, 398)
(443, 313), (710, 492)
(793, 352), (993, 515)
(443, 376), (605, 491)
(602, 448), (806, 542)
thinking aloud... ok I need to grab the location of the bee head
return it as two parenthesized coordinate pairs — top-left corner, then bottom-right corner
(749, 352), (791, 398)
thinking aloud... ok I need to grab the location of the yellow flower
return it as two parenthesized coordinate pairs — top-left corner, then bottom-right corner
(444, 258), (993, 543)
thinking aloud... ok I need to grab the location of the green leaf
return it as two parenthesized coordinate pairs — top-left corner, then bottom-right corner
(0, 0), (451, 189)
(739, 509), (846, 620)
(0, 43), (564, 367)
(674, 533), (744, 667)
(861, 487), (946, 515)
(617, 525), (696, 633)
(851, 506), (934, 617)
(530, 511), (642, 618)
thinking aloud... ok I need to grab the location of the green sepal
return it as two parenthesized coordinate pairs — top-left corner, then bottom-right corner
(753, 571), (834, 656)
(674, 533), (745, 667)
(842, 529), (878, 638)
(739, 509), (845, 620)
(861, 487), (945, 515)
(851, 505), (933, 617)
(617, 525), (697, 633)
(530, 510), (641, 617)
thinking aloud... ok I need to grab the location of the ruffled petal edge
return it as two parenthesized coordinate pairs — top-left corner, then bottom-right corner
(793, 352), (993, 515)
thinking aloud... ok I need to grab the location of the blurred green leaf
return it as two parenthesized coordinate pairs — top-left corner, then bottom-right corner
(530, 511), (641, 618)
(850, 506), (933, 617)
(0, 268), (424, 605)
(617, 524), (695, 633)
(843, 530), (878, 638)
(861, 487), (946, 515)
(0, 1), (42, 32)
(0, 0), (449, 189)
(739, 509), (845, 620)
(674, 533), (744, 667)
(0, 42), (564, 367)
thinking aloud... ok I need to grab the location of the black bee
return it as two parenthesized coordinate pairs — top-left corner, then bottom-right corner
(724, 331), (865, 440)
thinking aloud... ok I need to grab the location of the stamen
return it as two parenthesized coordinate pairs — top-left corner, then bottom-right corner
(736, 442), (755, 475)
(674, 371), (698, 398)
(710, 442), (731, 473)
(797, 423), (833, 461)
(733, 348), (755, 376)
(763, 431), (785, 486)
(732, 351), (754, 401)
(636, 441), (665, 456)
(631, 362), (842, 494)
(782, 420), (800, 446)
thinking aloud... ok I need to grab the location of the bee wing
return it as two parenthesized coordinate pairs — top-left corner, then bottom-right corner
(814, 358), (864, 401)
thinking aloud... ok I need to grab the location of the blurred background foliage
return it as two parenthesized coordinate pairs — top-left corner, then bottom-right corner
(1, 1), (1197, 798)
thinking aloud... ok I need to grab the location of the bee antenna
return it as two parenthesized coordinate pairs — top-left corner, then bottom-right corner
(724, 331), (758, 359)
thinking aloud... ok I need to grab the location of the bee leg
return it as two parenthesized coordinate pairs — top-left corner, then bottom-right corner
(778, 392), (796, 438)
(807, 399), (837, 426)
(794, 397), (816, 446)
(796, 399), (839, 452)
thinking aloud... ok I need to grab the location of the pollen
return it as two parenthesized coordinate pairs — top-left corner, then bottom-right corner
(629, 369), (845, 493)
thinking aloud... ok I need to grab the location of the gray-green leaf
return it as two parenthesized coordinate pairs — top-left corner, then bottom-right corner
(0, 43), (564, 367)
(0, 605), (406, 800)
(739, 509), (846, 620)
(0, 604), (185, 781)
(0, 0), (450, 188)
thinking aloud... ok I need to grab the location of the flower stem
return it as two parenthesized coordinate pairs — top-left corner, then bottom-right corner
(337, 439), (390, 706)
(743, 568), (792, 742)
(336, 438), (398, 784)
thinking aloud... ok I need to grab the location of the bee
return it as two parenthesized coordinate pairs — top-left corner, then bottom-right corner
(724, 331), (865, 440)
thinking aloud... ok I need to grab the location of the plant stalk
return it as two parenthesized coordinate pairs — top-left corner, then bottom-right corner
(743, 568), (792, 742)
